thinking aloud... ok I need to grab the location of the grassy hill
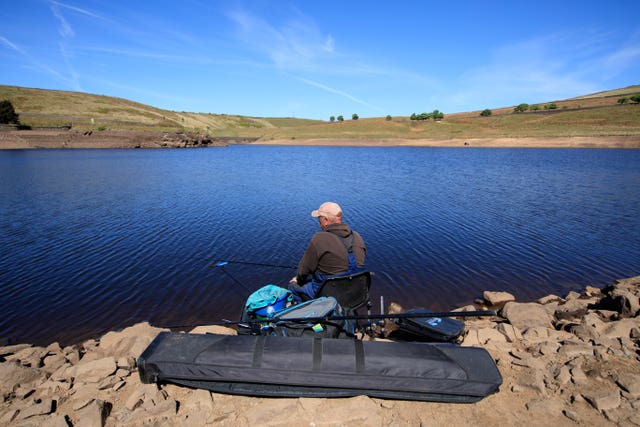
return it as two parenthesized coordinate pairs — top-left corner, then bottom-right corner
(1, 84), (639, 140)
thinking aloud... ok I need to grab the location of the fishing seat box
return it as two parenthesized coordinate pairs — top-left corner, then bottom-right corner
(137, 332), (502, 402)
(392, 308), (465, 342)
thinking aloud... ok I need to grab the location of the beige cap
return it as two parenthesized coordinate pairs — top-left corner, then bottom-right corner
(311, 201), (343, 218)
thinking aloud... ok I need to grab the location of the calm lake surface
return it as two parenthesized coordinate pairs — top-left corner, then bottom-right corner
(1, 146), (639, 346)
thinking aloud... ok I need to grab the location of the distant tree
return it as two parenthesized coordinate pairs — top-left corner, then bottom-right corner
(352, 113), (359, 120)
(514, 103), (529, 113)
(410, 113), (417, 120)
(630, 95), (640, 104)
(337, 115), (344, 122)
(432, 109), (444, 120)
(480, 109), (492, 117)
(530, 104), (540, 111)
(618, 97), (629, 104)
(330, 115), (335, 122)
(0, 100), (19, 124)
(385, 115), (392, 121)
(545, 103), (558, 110)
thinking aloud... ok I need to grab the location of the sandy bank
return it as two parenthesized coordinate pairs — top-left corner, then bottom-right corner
(1, 276), (639, 426)
(1, 129), (640, 149)
(252, 136), (640, 148)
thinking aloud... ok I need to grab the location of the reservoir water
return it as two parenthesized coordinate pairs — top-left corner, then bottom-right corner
(1, 146), (639, 346)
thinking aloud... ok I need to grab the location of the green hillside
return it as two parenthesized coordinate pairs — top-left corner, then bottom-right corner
(1, 84), (639, 140)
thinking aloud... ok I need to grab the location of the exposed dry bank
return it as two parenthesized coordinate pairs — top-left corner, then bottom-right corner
(1, 276), (639, 426)
(1, 129), (640, 149)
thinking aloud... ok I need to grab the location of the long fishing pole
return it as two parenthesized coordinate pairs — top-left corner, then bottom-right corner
(210, 261), (254, 294)
(212, 260), (297, 269)
(163, 309), (499, 329)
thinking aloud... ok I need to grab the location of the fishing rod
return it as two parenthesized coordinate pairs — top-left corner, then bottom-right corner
(210, 261), (254, 294)
(211, 260), (297, 269)
(177, 309), (499, 329)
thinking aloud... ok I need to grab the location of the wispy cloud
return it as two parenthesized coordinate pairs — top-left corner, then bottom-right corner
(226, 7), (389, 112)
(50, 3), (74, 38)
(451, 31), (626, 110)
(294, 76), (382, 111)
(0, 36), (24, 54)
(226, 8), (337, 70)
(49, 1), (107, 21)
(45, 0), (109, 91)
(0, 35), (79, 88)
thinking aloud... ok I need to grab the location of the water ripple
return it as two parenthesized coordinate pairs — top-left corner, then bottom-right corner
(1, 147), (639, 345)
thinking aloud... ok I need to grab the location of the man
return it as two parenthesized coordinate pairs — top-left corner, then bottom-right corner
(288, 201), (366, 302)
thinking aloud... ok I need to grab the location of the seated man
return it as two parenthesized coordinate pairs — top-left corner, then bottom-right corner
(288, 201), (366, 302)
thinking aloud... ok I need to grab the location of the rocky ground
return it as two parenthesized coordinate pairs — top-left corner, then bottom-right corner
(1, 129), (640, 149)
(0, 129), (258, 149)
(1, 276), (639, 427)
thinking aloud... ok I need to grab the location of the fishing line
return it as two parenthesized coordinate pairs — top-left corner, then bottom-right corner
(212, 259), (296, 270)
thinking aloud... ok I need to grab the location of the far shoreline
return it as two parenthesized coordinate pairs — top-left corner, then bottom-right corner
(250, 136), (640, 149)
(1, 129), (640, 149)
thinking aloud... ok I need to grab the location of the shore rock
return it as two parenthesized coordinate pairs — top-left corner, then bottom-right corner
(1, 276), (638, 426)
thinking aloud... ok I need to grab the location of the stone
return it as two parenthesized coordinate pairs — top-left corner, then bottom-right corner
(571, 367), (588, 385)
(116, 357), (134, 369)
(16, 398), (54, 420)
(476, 327), (507, 345)
(558, 342), (594, 358)
(502, 302), (552, 330)
(43, 414), (69, 427)
(598, 276), (640, 317)
(517, 368), (547, 395)
(583, 389), (621, 412)
(616, 374), (640, 398)
(46, 342), (62, 353)
(189, 325), (236, 335)
(182, 388), (214, 413)
(601, 318), (640, 339)
(555, 365), (571, 385)
(98, 322), (169, 359)
(584, 286), (602, 297)
(483, 291), (515, 306)
(73, 357), (117, 383)
(8, 346), (48, 367)
(565, 291), (581, 300)
(563, 409), (579, 422)
(497, 323), (523, 342)
(0, 409), (19, 424)
(75, 399), (111, 427)
(554, 298), (591, 321)
(537, 294), (563, 305)
(512, 355), (546, 371)
(0, 361), (46, 393)
(42, 353), (67, 372)
(0, 343), (32, 357)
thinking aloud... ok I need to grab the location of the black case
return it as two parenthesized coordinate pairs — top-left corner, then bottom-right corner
(392, 308), (465, 342)
(137, 332), (502, 402)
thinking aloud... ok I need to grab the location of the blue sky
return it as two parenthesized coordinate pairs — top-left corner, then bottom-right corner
(1, 1), (639, 120)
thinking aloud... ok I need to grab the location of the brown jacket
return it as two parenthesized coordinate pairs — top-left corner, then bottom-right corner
(296, 223), (366, 284)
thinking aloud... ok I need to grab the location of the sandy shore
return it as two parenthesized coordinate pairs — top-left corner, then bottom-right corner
(1, 129), (640, 149)
(253, 136), (640, 148)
